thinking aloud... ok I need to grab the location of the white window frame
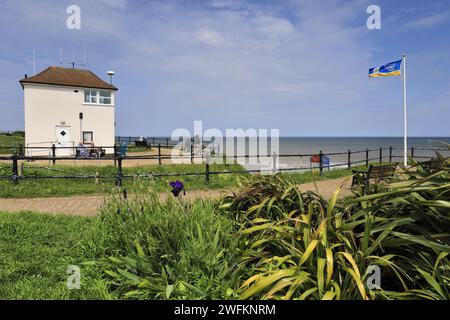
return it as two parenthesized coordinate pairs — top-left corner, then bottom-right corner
(83, 90), (112, 106)
(99, 90), (112, 105)
(84, 90), (97, 104)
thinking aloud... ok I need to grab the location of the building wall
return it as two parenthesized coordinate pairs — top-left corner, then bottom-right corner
(23, 84), (116, 156)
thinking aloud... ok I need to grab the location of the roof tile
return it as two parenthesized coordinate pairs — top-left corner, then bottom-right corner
(19, 66), (118, 91)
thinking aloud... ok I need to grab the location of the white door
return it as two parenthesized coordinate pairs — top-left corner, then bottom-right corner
(55, 126), (72, 156)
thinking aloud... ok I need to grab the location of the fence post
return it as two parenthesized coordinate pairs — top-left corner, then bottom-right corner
(347, 149), (351, 169)
(272, 152), (277, 174)
(205, 154), (210, 185)
(52, 144), (56, 165)
(116, 156), (123, 187)
(411, 147), (414, 160)
(365, 148), (369, 167)
(19, 162), (24, 177)
(158, 144), (162, 165)
(190, 142), (194, 164)
(11, 152), (18, 184)
(114, 144), (117, 166)
(319, 150), (323, 176)
(379, 147), (382, 163)
(389, 146), (392, 163)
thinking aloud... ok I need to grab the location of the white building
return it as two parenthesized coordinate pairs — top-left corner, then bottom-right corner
(19, 66), (118, 156)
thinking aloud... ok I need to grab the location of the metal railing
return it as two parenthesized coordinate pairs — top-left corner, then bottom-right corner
(115, 136), (214, 148)
(0, 145), (448, 187)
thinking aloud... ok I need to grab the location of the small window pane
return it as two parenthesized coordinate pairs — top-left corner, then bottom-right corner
(83, 131), (93, 143)
(100, 91), (111, 98)
(100, 97), (111, 104)
(84, 90), (98, 103)
(99, 91), (111, 105)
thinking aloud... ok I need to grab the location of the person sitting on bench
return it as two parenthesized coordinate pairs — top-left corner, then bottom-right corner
(76, 142), (89, 158)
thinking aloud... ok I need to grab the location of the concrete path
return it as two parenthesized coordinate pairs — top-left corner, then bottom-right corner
(0, 176), (352, 216)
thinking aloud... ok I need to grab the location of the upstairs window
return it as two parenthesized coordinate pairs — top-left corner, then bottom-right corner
(84, 90), (112, 105)
(99, 91), (111, 105)
(84, 90), (97, 104)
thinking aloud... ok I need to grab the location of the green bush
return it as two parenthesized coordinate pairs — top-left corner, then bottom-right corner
(91, 192), (243, 299)
(218, 154), (449, 300)
(87, 145), (450, 300)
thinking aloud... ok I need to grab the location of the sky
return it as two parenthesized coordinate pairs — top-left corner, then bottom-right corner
(0, 0), (449, 137)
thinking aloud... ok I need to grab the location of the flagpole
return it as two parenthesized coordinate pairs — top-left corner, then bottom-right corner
(402, 54), (407, 167)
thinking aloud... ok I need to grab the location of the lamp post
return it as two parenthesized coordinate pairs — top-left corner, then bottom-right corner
(79, 112), (83, 144)
(107, 70), (116, 85)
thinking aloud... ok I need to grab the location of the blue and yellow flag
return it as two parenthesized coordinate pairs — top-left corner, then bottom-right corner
(369, 59), (402, 77)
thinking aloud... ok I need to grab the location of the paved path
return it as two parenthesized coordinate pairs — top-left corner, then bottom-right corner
(0, 176), (352, 216)
(298, 176), (352, 199)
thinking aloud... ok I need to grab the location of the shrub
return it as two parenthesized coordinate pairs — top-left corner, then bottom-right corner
(218, 155), (449, 300)
(91, 147), (449, 300)
(91, 191), (243, 299)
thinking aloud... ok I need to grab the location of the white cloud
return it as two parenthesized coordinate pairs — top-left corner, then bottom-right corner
(251, 16), (295, 38)
(195, 28), (227, 47)
(402, 12), (448, 30)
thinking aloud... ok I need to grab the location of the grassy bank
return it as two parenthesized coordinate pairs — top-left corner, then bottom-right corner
(0, 133), (24, 154)
(0, 211), (110, 299)
(0, 162), (358, 198)
(0, 163), (246, 198)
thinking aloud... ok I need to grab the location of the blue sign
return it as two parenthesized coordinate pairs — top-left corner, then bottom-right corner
(322, 155), (330, 167)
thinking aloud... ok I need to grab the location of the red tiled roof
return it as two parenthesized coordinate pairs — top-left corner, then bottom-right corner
(19, 66), (118, 91)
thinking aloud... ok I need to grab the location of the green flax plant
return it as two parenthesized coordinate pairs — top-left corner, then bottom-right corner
(219, 151), (449, 300)
(91, 185), (243, 300)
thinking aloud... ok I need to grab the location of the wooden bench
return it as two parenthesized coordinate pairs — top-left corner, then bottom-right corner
(351, 163), (398, 187)
(76, 145), (105, 158)
(135, 140), (150, 148)
(89, 147), (106, 158)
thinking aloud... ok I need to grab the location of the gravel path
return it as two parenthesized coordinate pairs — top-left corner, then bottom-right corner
(0, 176), (352, 216)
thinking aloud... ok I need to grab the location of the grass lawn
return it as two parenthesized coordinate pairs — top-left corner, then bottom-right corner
(0, 163), (247, 198)
(0, 162), (359, 198)
(0, 211), (110, 299)
(0, 133), (24, 154)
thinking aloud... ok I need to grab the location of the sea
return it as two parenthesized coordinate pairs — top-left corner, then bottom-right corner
(118, 136), (450, 170)
(274, 137), (450, 170)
